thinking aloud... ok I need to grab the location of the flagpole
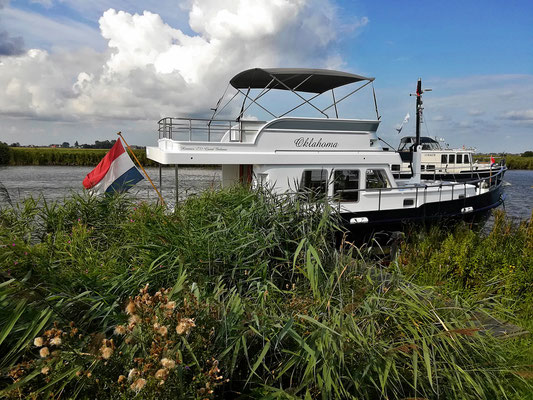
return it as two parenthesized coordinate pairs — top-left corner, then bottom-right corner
(117, 132), (165, 205)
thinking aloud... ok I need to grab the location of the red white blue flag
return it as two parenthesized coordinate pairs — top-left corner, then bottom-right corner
(83, 139), (144, 194)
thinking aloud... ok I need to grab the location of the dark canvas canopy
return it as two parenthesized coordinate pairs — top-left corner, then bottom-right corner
(230, 68), (373, 94)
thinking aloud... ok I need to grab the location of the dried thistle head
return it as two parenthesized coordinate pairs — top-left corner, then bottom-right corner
(114, 325), (126, 335)
(33, 337), (43, 347)
(176, 318), (195, 335)
(130, 378), (147, 392)
(126, 300), (136, 315)
(39, 347), (50, 358)
(50, 336), (62, 346)
(161, 358), (176, 369)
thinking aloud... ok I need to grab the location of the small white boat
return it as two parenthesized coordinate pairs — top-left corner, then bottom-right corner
(146, 68), (505, 236)
(395, 136), (506, 181)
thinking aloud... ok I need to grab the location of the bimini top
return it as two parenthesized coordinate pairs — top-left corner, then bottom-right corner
(230, 68), (374, 94)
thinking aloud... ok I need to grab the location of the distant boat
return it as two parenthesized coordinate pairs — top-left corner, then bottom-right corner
(147, 68), (505, 236)
(394, 136), (506, 181)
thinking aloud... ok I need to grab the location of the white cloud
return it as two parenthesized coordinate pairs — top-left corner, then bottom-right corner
(0, 0), (351, 145)
(501, 109), (533, 121)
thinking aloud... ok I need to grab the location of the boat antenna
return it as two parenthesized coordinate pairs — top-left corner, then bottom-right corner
(209, 82), (230, 123)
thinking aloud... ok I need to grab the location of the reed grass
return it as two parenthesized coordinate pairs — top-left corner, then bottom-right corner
(0, 189), (531, 399)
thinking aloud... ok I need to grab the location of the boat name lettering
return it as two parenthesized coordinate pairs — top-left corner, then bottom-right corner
(294, 137), (338, 148)
(181, 146), (227, 151)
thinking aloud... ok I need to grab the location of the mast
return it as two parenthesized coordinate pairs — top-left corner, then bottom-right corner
(415, 78), (422, 150)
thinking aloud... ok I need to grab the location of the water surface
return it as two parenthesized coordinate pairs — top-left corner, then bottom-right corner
(0, 166), (531, 221)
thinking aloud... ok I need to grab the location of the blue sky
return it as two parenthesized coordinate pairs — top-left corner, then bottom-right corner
(0, 0), (531, 152)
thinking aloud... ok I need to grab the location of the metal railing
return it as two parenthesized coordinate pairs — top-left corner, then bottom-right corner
(158, 117), (244, 142)
(295, 168), (507, 213)
(357, 167), (506, 212)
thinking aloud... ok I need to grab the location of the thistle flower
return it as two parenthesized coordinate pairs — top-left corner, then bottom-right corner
(130, 378), (147, 392)
(158, 326), (168, 336)
(165, 301), (176, 310)
(50, 336), (62, 346)
(33, 337), (43, 347)
(117, 375), (126, 383)
(41, 366), (50, 375)
(176, 318), (195, 335)
(161, 358), (176, 369)
(114, 325), (126, 335)
(39, 347), (50, 358)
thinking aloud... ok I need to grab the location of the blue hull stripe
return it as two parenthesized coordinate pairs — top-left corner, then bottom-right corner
(105, 167), (144, 193)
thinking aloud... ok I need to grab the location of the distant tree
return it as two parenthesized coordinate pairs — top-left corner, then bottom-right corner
(62, 142), (70, 148)
(74, 141), (79, 147)
(0, 142), (10, 164)
(522, 151), (533, 157)
(10, 142), (20, 147)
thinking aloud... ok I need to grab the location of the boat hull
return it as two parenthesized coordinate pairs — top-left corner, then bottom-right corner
(340, 183), (504, 241)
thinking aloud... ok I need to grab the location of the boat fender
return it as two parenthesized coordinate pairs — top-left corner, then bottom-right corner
(350, 217), (369, 224)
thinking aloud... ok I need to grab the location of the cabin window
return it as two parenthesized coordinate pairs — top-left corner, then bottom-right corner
(366, 169), (390, 189)
(333, 170), (359, 202)
(449, 154), (455, 164)
(427, 165), (435, 171)
(457, 154), (463, 164)
(441, 154), (448, 164)
(464, 154), (470, 163)
(300, 169), (328, 198)
(391, 164), (400, 171)
(420, 165), (425, 170)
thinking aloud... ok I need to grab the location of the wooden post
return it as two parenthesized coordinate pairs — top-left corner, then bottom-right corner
(175, 164), (179, 206)
(116, 132), (165, 205)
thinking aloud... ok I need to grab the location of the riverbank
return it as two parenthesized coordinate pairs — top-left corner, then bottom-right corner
(0, 189), (532, 398)
(4, 148), (533, 170)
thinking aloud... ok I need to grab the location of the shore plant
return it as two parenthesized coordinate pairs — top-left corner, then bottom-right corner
(1, 189), (531, 398)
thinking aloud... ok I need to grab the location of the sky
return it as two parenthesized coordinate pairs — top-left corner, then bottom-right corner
(0, 0), (531, 153)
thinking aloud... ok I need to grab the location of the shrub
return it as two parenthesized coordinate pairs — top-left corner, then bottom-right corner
(0, 142), (10, 165)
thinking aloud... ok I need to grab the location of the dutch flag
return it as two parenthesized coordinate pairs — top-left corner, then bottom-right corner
(83, 138), (144, 194)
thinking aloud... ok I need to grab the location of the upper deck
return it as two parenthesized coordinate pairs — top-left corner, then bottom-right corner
(146, 67), (398, 165)
(146, 116), (396, 165)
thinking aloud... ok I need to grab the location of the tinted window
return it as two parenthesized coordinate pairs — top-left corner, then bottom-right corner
(449, 154), (455, 164)
(457, 154), (463, 164)
(366, 169), (390, 189)
(464, 154), (470, 163)
(300, 169), (328, 198)
(333, 170), (359, 202)
(441, 154), (447, 164)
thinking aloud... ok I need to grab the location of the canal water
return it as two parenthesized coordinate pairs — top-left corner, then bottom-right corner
(0, 166), (531, 221)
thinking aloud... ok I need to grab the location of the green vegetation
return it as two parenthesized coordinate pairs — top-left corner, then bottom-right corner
(475, 154), (533, 170)
(0, 189), (532, 399)
(8, 147), (158, 167)
(0, 142), (10, 165)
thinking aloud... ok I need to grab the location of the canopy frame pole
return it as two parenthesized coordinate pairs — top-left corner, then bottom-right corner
(278, 90), (325, 118)
(237, 87), (251, 122)
(321, 79), (374, 113)
(332, 89), (339, 118)
(267, 73), (329, 118)
(237, 79), (275, 119)
(235, 88), (277, 119)
(371, 82), (380, 120)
